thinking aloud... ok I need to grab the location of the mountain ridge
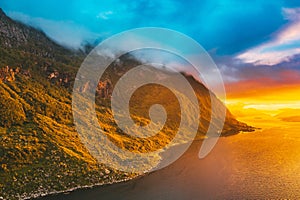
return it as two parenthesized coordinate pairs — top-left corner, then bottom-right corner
(0, 8), (254, 200)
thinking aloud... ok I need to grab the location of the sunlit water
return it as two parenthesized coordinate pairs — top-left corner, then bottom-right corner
(41, 118), (300, 199)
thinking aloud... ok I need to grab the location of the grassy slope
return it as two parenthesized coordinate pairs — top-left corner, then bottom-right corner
(0, 73), (134, 199)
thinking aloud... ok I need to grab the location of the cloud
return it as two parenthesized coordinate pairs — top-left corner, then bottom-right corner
(224, 73), (300, 104)
(283, 7), (300, 20)
(236, 7), (300, 66)
(96, 11), (113, 20)
(219, 55), (300, 101)
(7, 11), (101, 49)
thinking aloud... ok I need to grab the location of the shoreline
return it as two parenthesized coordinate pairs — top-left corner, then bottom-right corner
(30, 129), (252, 200)
(31, 174), (143, 200)
(30, 123), (300, 200)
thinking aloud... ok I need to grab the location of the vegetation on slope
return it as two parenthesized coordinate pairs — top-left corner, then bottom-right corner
(0, 8), (253, 200)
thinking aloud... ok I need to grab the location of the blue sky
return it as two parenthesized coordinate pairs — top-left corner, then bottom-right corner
(0, 0), (298, 54)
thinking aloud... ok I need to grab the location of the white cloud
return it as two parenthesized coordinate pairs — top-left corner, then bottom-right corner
(96, 11), (114, 20)
(7, 11), (101, 49)
(236, 7), (300, 66)
(283, 7), (300, 21)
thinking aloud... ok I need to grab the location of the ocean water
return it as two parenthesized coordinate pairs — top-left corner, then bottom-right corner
(41, 120), (300, 199)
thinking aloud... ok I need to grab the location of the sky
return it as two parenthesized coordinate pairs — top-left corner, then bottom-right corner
(1, 0), (300, 114)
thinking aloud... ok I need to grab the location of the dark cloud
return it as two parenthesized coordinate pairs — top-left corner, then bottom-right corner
(214, 53), (300, 85)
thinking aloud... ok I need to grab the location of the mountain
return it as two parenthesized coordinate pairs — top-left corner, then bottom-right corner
(0, 8), (253, 200)
(0, 8), (79, 61)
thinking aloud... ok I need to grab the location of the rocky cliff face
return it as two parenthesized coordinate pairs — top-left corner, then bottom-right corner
(0, 8), (71, 59)
(0, 8), (82, 88)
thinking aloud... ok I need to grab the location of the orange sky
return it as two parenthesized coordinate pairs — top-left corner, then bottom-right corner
(224, 77), (300, 119)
